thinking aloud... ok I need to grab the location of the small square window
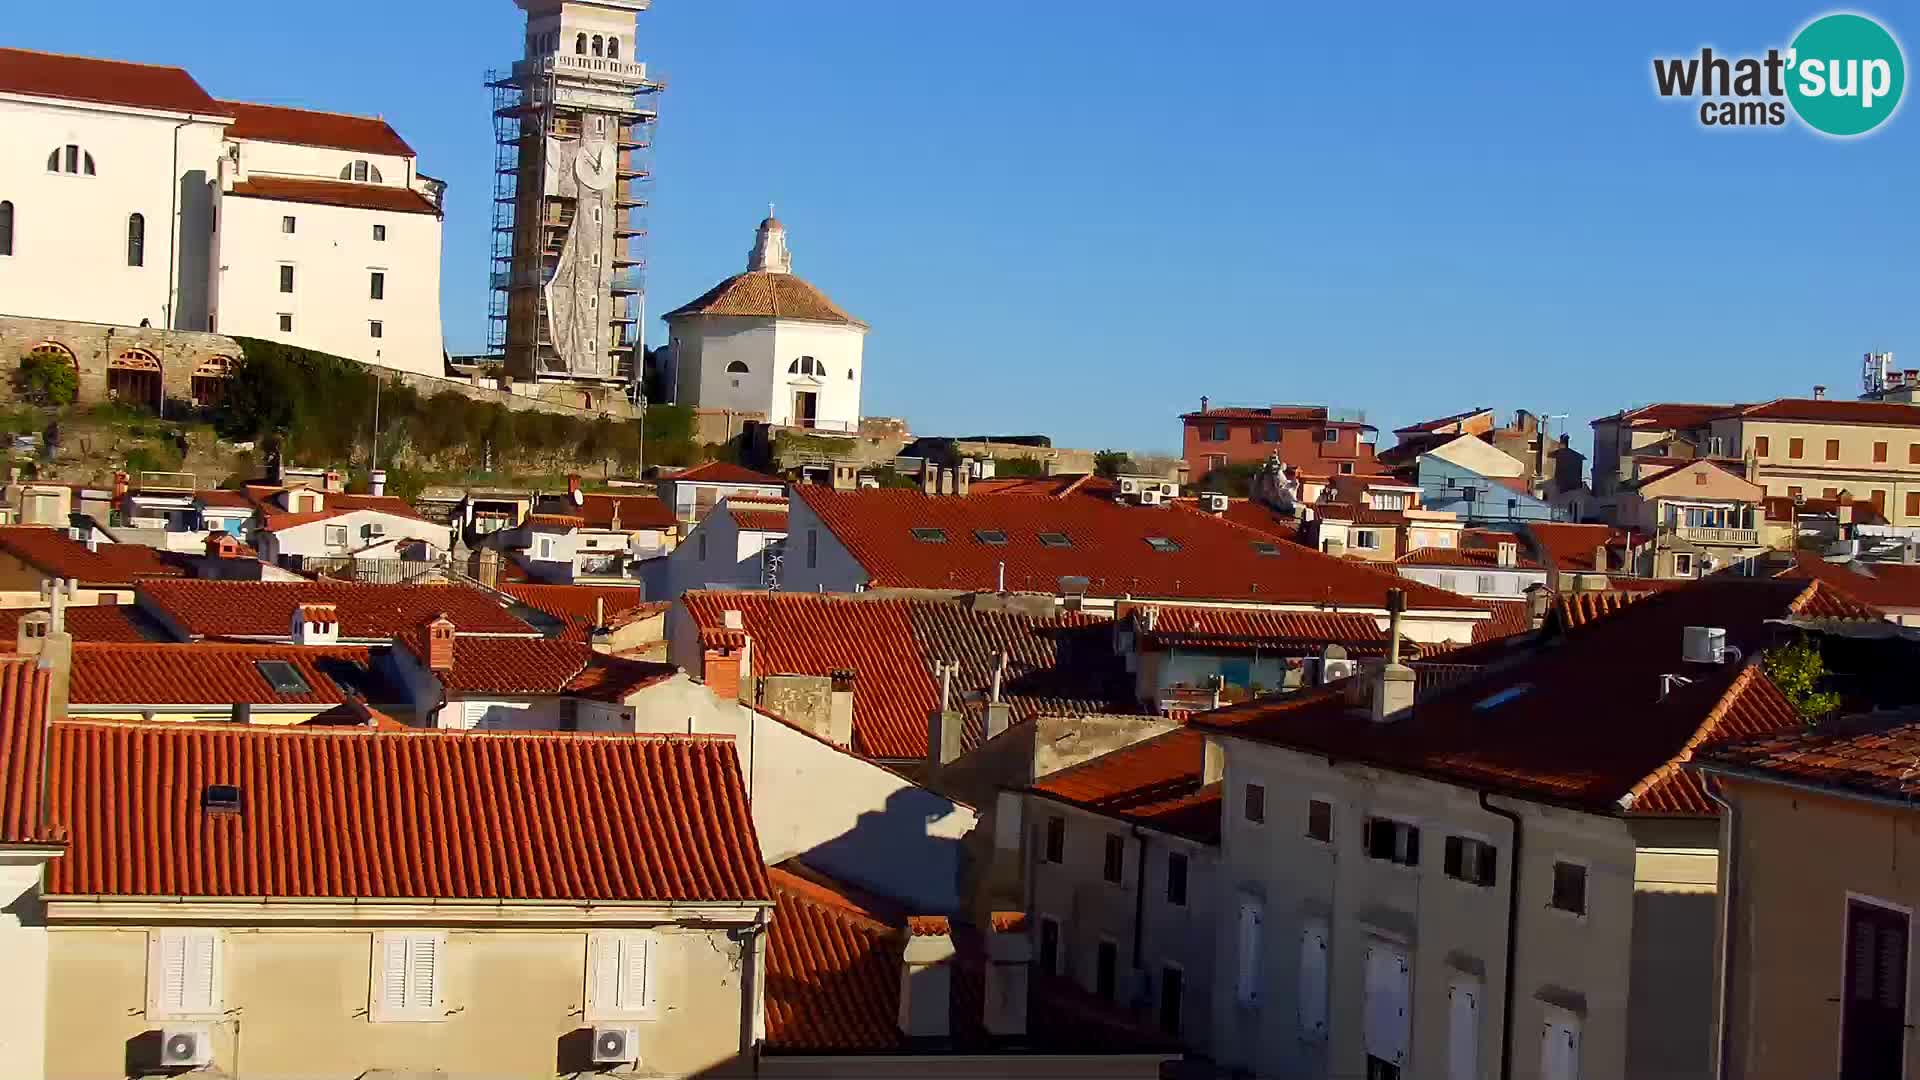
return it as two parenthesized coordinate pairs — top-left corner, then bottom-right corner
(281, 215), (296, 234)
(1210, 422), (1228, 441)
(325, 524), (349, 547)
(1826, 439), (1842, 461)
(370, 320), (383, 339)
(1363, 817), (1421, 866)
(1323, 428), (1338, 443)
(1339, 462), (1356, 475)
(1674, 553), (1694, 577)
(1145, 536), (1181, 553)
(373, 223), (387, 242)
(1037, 532), (1072, 548)
(1443, 835), (1498, 887)
(1551, 861), (1588, 914)
(1306, 799), (1333, 843)
(278, 314), (293, 332)
(1103, 833), (1125, 884)
(1166, 852), (1188, 906)
(974, 529), (1008, 545)
(1244, 782), (1266, 823)
(1044, 815), (1065, 864)
(910, 527), (947, 543)
(1353, 529), (1379, 550)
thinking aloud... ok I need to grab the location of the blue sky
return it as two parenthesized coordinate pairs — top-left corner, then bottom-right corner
(11, 2), (1918, 455)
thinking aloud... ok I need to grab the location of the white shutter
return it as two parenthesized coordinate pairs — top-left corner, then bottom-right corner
(375, 931), (444, 1021)
(184, 931), (219, 1014)
(1235, 900), (1264, 1006)
(150, 930), (219, 1018)
(588, 931), (657, 1020)
(589, 932), (622, 1019)
(408, 934), (440, 1011)
(380, 934), (410, 1013)
(618, 935), (651, 1012)
(1448, 978), (1480, 1080)
(1297, 921), (1329, 1040)
(1363, 944), (1411, 1065)
(1541, 1012), (1581, 1080)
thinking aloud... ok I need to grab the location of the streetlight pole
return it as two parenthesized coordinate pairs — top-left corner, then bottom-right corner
(636, 392), (647, 480)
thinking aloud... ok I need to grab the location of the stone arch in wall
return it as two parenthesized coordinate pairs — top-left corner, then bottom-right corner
(108, 348), (163, 413)
(192, 354), (236, 408)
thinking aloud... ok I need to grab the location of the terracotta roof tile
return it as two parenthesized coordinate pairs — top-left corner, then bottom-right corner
(1394, 408), (1493, 435)
(0, 47), (221, 115)
(401, 633), (672, 700)
(1551, 589), (1653, 630)
(69, 642), (383, 706)
(524, 513), (586, 530)
(301, 697), (407, 730)
(664, 271), (864, 327)
(0, 527), (186, 586)
(0, 657), (56, 845)
(681, 590), (1135, 760)
(1737, 398), (1920, 425)
(1778, 552), (1920, 613)
(571, 492), (678, 531)
(1127, 604), (1399, 656)
(1698, 711), (1920, 801)
(1594, 403), (1738, 429)
(34, 723), (768, 902)
(501, 583), (661, 643)
(228, 176), (440, 216)
(1762, 495), (1887, 525)
(795, 486), (1486, 612)
(1522, 522), (1644, 573)
(670, 461), (785, 487)
(0, 604), (168, 643)
(731, 503), (790, 532)
(218, 99), (414, 156)
(1470, 600), (1533, 644)
(137, 580), (536, 640)
(1033, 729), (1223, 843)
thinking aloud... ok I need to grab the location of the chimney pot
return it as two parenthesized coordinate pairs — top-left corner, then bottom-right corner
(422, 614), (455, 673)
(369, 469), (388, 498)
(1814, 385), (1827, 400)
(899, 920), (955, 1040)
(984, 914), (1031, 1037)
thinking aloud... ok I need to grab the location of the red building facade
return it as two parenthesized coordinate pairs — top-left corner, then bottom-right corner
(1180, 401), (1379, 482)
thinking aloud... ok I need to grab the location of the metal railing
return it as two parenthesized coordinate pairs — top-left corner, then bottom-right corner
(136, 471), (196, 493)
(293, 555), (450, 586)
(1671, 525), (1759, 546)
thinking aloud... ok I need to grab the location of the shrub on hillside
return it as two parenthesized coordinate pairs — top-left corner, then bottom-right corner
(16, 349), (78, 407)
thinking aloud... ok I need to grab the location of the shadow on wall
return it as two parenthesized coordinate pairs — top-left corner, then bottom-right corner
(1627, 889), (1717, 1079)
(802, 786), (970, 918)
(175, 173), (213, 330)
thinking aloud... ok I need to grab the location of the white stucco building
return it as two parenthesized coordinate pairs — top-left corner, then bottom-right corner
(663, 216), (869, 432)
(0, 48), (446, 378)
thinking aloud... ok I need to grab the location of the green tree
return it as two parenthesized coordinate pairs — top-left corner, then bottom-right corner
(994, 455), (1045, 477)
(1093, 450), (1134, 478)
(16, 349), (78, 407)
(1762, 635), (1843, 723)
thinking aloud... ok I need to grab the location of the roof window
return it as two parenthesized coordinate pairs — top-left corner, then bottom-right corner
(1252, 541), (1281, 556)
(203, 784), (243, 815)
(1145, 536), (1182, 553)
(1473, 683), (1534, 712)
(910, 527), (948, 543)
(1037, 532), (1072, 548)
(974, 529), (1008, 545)
(255, 660), (312, 695)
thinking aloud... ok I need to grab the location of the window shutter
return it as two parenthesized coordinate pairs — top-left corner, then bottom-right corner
(1404, 826), (1421, 866)
(381, 934), (410, 1012)
(408, 934), (440, 1011)
(185, 931), (218, 1013)
(1297, 922), (1329, 1039)
(590, 932), (621, 1017)
(159, 932), (188, 1013)
(1541, 1013), (1581, 1080)
(618, 934), (651, 1012)
(1478, 842), (1499, 887)
(1447, 979), (1480, 1080)
(1363, 944), (1411, 1064)
(1444, 836), (1464, 878)
(1236, 901), (1264, 1005)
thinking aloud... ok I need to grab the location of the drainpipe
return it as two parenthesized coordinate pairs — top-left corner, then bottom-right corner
(1705, 776), (1739, 1080)
(1480, 791), (1523, 1080)
(166, 116), (197, 331)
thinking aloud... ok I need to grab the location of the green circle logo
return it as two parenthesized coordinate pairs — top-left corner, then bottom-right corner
(1787, 13), (1905, 136)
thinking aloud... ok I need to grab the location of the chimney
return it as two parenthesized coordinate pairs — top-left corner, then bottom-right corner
(723, 608), (745, 630)
(1370, 589), (1415, 724)
(36, 579), (73, 726)
(983, 912), (1031, 1037)
(1593, 545), (1608, 574)
(323, 468), (346, 494)
(1904, 542), (1917, 566)
(14, 611), (50, 657)
(567, 473), (585, 506)
(922, 466), (939, 496)
(1813, 385), (1827, 400)
(422, 614), (455, 673)
(1323, 537), (1347, 558)
(899, 917), (955, 1040)
(939, 468), (955, 496)
(955, 466), (971, 497)
(828, 670), (855, 747)
(1199, 395), (1210, 414)
(927, 660), (963, 772)
(1497, 541), (1517, 568)
(984, 652), (1012, 740)
(205, 531), (242, 560)
(369, 469), (387, 498)
(832, 463), (858, 492)
(112, 471), (129, 501)
(702, 629), (748, 701)
(291, 602), (340, 646)
(1525, 582), (1551, 631)
(474, 547), (501, 588)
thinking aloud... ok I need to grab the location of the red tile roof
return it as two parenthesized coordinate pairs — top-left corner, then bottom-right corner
(1595, 403), (1738, 429)
(576, 492), (678, 531)
(1736, 398), (1920, 425)
(1522, 522), (1643, 573)
(970, 474), (1113, 498)
(301, 697), (407, 730)
(1310, 503), (1410, 526)
(680, 590), (1135, 760)
(217, 99), (414, 156)
(68, 642), (382, 706)
(0, 657), (56, 845)
(524, 513), (586, 530)
(1181, 405), (1375, 430)
(501, 584), (662, 643)
(670, 461), (785, 487)
(730, 502), (790, 532)
(137, 580), (536, 640)
(794, 486), (1486, 612)
(402, 633), (673, 701)
(0, 527), (185, 586)
(1551, 589), (1652, 631)
(1398, 545), (1546, 571)
(1697, 712), (1920, 801)
(1394, 408), (1493, 435)
(228, 176), (440, 216)
(0, 604), (167, 643)
(33, 724), (768, 902)
(1778, 552), (1920, 613)
(1033, 729), (1223, 843)
(1762, 495), (1886, 525)
(1184, 498), (1301, 541)
(1126, 604), (1400, 656)
(663, 271), (865, 327)
(0, 47), (221, 115)
(1470, 600), (1533, 645)
(1190, 577), (1854, 814)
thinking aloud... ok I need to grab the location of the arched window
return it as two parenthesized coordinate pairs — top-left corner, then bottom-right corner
(340, 160), (384, 183)
(608, 37), (620, 59)
(0, 201), (12, 257)
(848, 367), (855, 380)
(126, 213), (145, 267)
(726, 360), (750, 373)
(591, 35), (603, 57)
(576, 32), (587, 54)
(788, 356), (825, 376)
(46, 145), (95, 176)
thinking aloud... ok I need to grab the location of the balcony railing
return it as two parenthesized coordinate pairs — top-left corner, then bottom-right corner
(1672, 525), (1759, 546)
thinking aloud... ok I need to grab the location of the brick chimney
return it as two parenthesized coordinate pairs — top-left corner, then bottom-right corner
(323, 469), (346, 495)
(205, 531), (243, 560)
(292, 602), (340, 646)
(1370, 589), (1415, 724)
(983, 912), (1031, 1037)
(898, 917), (955, 1040)
(567, 473), (585, 507)
(701, 623), (749, 701)
(422, 614), (455, 673)
(1525, 582), (1551, 631)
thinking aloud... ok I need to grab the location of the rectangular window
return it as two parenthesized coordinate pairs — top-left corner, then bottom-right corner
(1044, 815), (1065, 864)
(281, 215), (296, 234)
(1264, 422), (1280, 442)
(147, 929), (221, 1019)
(1166, 851), (1188, 906)
(1550, 861), (1588, 915)
(1340, 462), (1356, 475)
(279, 264), (295, 293)
(1754, 435), (1769, 457)
(372, 931), (444, 1022)
(1095, 940), (1118, 1001)
(1363, 817), (1421, 866)
(806, 529), (818, 569)
(369, 320), (383, 339)
(325, 525), (349, 548)
(1244, 782), (1266, 823)
(1448, 978), (1482, 1080)
(1825, 487), (1840, 500)
(1353, 529), (1380, 550)
(1368, 1058), (1403, 1080)
(1828, 438), (1843, 460)
(1039, 916), (1061, 976)
(1788, 485), (1803, 500)
(373, 223), (387, 242)
(586, 930), (657, 1021)
(1842, 898), (1910, 1079)
(1235, 899), (1264, 1006)
(1907, 492), (1919, 518)
(1541, 1009), (1582, 1080)
(1875, 441), (1889, 463)
(1674, 552), (1694, 577)
(1298, 919), (1329, 1040)
(1789, 437), (1804, 459)
(370, 271), (386, 300)
(278, 313), (293, 332)
(1307, 798), (1333, 843)
(1872, 490), (1887, 513)
(1443, 835), (1498, 887)
(1159, 965), (1184, 1035)
(1911, 444), (1920, 466)
(1102, 833), (1125, 885)
(1476, 574), (1496, 594)
(1211, 422), (1228, 441)
(1323, 427), (1339, 443)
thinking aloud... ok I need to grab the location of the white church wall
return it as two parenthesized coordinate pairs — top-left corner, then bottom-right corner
(769, 320), (865, 431)
(238, 139), (415, 188)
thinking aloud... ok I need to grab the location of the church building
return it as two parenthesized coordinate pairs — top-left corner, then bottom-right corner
(662, 216), (868, 433)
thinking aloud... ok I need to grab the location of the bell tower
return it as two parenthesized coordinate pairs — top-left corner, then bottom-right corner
(487, 0), (660, 388)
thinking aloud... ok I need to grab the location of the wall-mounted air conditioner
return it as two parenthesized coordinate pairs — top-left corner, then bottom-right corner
(592, 1025), (640, 1065)
(1320, 658), (1357, 683)
(160, 1026), (212, 1068)
(1138, 489), (1163, 506)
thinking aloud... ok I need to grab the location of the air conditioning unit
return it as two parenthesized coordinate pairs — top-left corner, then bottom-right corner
(1157, 481), (1181, 499)
(1202, 493), (1230, 513)
(592, 1025), (640, 1065)
(365, 523), (386, 538)
(1682, 626), (1727, 665)
(1138, 489), (1163, 506)
(1119, 476), (1141, 496)
(1320, 658), (1357, 683)
(160, 1025), (212, 1068)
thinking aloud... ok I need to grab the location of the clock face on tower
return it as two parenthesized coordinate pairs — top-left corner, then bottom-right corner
(574, 139), (614, 191)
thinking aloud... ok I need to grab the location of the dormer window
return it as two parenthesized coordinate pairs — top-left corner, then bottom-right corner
(203, 784), (243, 815)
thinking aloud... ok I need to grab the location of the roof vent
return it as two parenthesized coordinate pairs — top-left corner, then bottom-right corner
(1682, 626), (1727, 664)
